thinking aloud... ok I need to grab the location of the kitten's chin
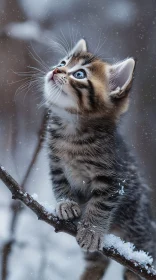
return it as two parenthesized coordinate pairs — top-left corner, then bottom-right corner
(45, 71), (53, 83)
(44, 86), (77, 110)
(44, 75), (77, 110)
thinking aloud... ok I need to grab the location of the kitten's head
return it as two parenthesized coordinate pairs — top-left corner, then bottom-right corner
(44, 39), (135, 119)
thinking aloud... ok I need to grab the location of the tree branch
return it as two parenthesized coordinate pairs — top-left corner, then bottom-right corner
(0, 165), (156, 280)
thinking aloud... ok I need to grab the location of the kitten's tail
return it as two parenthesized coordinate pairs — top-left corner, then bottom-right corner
(80, 252), (109, 280)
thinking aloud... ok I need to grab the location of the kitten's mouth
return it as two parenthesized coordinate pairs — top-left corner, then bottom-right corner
(46, 71), (67, 96)
(48, 71), (54, 82)
(48, 72), (62, 87)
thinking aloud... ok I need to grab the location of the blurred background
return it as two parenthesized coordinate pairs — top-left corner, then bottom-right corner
(0, 0), (156, 279)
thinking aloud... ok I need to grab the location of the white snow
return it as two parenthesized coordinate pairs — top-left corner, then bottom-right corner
(23, 192), (28, 197)
(0, 165), (5, 171)
(31, 193), (55, 214)
(119, 185), (125, 195)
(103, 234), (154, 268)
(31, 193), (38, 200)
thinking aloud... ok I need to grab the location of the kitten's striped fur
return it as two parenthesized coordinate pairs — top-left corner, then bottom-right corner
(44, 39), (156, 280)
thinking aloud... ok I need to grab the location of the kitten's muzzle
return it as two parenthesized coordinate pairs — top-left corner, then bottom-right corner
(49, 68), (66, 82)
(53, 68), (63, 75)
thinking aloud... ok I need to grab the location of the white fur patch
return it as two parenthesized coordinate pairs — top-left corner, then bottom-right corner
(44, 71), (77, 109)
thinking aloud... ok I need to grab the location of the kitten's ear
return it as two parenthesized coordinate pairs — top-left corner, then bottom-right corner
(70, 39), (87, 55)
(108, 58), (135, 98)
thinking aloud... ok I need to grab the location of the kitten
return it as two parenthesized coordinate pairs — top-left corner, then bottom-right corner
(44, 39), (156, 280)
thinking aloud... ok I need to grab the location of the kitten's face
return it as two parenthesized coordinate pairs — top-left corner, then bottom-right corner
(44, 39), (135, 118)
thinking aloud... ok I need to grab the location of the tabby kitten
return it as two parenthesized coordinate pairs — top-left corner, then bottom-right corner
(44, 39), (156, 280)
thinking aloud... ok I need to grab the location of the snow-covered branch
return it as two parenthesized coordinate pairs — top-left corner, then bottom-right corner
(0, 165), (156, 280)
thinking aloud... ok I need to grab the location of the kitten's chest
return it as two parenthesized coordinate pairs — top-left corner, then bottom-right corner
(48, 115), (114, 190)
(51, 136), (94, 189)
(63, 157), (91, 189)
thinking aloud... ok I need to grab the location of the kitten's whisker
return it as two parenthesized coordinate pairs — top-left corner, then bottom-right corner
(14, 81), (32, 101)
(60, 29), (71, 57)
(50, 35), (68, 55)
(22, 78), (42, 103)
(72, 27), (79, 47)
(95, 39), (107, 56)
(39, 84), (61, 108)
(94, 30), (102, 56)
(10, 69), (38, 77)
(68, 23), (75, 54)
(14, 73), (37, 77)
(55, 36), (69, 56)
(30, 44), (50, 71)
(27, 48), (49, 72)
(27, 66), (46, 75)
(45, 34), (69, 56)
(58, 34), (69, 56)
(14, 78), (41, 102)
(48, 39), (67, 56)
(7, 77), (30, 85)
(52, 84), (62, 99)
(52, 40), (68, 56)
(53, 89), (61, 104)
(22, 82), (38, 104)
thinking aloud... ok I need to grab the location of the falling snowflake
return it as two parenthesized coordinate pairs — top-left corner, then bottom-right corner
(119, 185), (125, 195)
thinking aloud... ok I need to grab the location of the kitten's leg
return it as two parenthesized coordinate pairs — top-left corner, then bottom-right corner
(50, 156), (81, 220)
(123, 269), (141, 280)
(76, 181), (119, 250)
(80, 252), (110, 280)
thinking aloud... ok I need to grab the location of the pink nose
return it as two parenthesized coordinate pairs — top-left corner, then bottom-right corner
(53, 68), (62, 75)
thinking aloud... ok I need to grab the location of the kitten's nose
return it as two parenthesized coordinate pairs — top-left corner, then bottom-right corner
(53, 68), (62, 75)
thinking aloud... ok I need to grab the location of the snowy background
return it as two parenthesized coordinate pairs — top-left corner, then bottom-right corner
(0, 0), (156, 279)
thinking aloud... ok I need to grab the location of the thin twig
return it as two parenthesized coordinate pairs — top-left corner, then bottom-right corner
(21, 112), (48, 189)
(1, 112), (48, 280)
(0, 166), (156, 279)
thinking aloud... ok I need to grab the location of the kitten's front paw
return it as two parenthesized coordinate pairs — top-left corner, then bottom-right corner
(76, 223), (103, 251)
(56, 200), (81, 220)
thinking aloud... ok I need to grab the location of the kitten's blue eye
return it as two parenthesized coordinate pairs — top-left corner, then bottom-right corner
(58, 61), (66, 67)
(73, 69), (86, 79)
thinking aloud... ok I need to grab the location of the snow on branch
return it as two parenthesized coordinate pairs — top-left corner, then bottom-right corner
(103, 235), (156, 279)
(0, 165), (156, 280)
